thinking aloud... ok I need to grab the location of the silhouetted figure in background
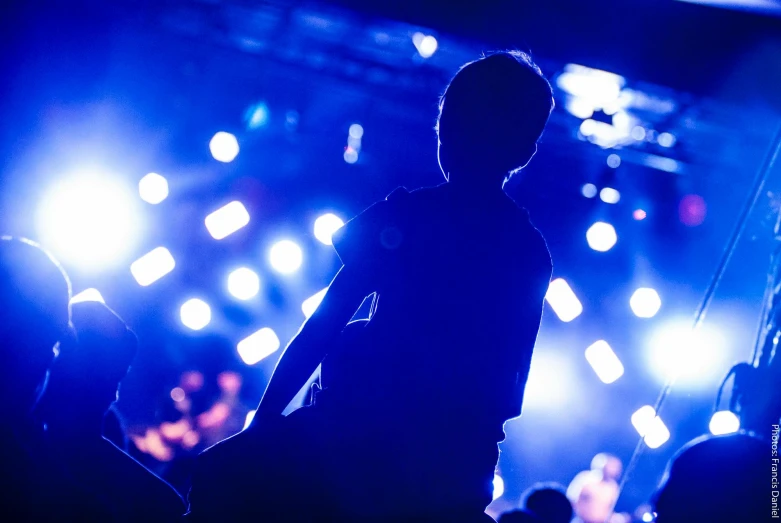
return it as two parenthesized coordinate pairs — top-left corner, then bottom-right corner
(498, 509), (541, 523)
(521, 483), (573, 523)
(653, 432), (764, 523)
(188, 50), (553, 522)
(567, 453), (622, 523)
(37, 300), (185, 521)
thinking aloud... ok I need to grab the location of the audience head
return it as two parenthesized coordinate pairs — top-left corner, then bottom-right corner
(436, 50), (554, 187)
(521, 482), (573, 523)
(653, 432), (765, 523)
(498, 509), (541, 523)
(0, 236), (71, 421)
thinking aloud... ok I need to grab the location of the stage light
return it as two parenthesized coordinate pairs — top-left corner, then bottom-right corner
(586, 222), (617, 252)
(209, 132), (240, 163)
(245, 103), (270, 130)
(633, 209), (647, 221)
(657, 132), (676, 148)
(314, 213), (345, 246)
(244, 410), (256, 430)
(180, 299), (211, 331)
(631, 405), (670, 449)
(349, 124), (364, 140)
(647, 320), (729, 387)
(302, 288), (328, 318)
(556, 64), (624, 108)
(344, 147), (359, 164)
(630, 288), (662, 318)
(581, 183), (598, 198)
(600, 187), (620, 204)
(36, 172), (141, 270)
(130, 247), (176, 286)
(565, 97), (595, 119)
(641, 513), (654, 523)
(269, 240), (303, 274)
(412, 32), (438, 58)
(709, 410), (740, 436)
(170, 387), (185, 402)
(492, 475), (504, 501)
(205, 201), (250, 240)
(607, 154), (621, 168)
(227, 267), (260, 301)
(679, 194), (707, 227)
(631, 126), (647, 141)
(138, 173), (169, 204)
(545, 278), (583, 323)
(237, 327), (281, 365)
(584, 340), (624, 384)
(70, 288), (105, 305)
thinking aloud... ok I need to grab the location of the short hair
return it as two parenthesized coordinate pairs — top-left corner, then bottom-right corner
(437, 51), (554, 174)
(522, 482), (573, 523)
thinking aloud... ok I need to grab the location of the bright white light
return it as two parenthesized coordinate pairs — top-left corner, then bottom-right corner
(412, 32), (438, 58)
(630, 288), (662, 318)
(524, 349), (578, 411)
(584, 340), (625, 384)
(269, 240), (303, 274)
(579, 119), (629, 148)
(344, 148), (359, 164)
(302, 288), (328, 318)
(138, 173), (169, 204)
(642, 513), (654, 523)
(631, 126), (647, 141)
(237, 328), (281, 365)
(209, 132), (240, 163)
(130, 247), (176, 286)
(349, 124), (364, 140)
(36, 172), (141, 270)
(70, 288), (105, 304)
(600, 187), (621, 204)
(586, 222), (617, 252)
(244, 410), (256, 430)
(631, 405), (670, 449)
(565, 97), (595, 119)
(180, 298), (211, 331)
(227, 267), (260, 301)
(313, 213), (345, 246)
(658, 132), (676, 148)
(545, 278), (583, 323)
(492, 475), (504, 501)
(709, 410), (740, 436)
(607, 154), (621, 168)
(245, 103), (269, 129)
(647, 320), (729, 387)
(582, 183), (598, 198)
(205, 201), (250, 240)
(556, 64), (625, 110)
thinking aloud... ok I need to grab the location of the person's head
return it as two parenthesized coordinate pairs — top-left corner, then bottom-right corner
(498, 509), (541, 523)
(522, 482), (573, 523)
(436, 50), (554, 188)
(653, 433), (765, 523)
(591, 452), (622, 482)
(0, 236), (71, 421)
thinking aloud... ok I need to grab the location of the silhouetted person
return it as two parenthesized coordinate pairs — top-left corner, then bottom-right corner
(498, 509), (541, 523)
(0, 236), (97, 520)
(188, 50), (554, 522)
(37, 300), (185, 521)
(521, 483), (572, 523)
(653, 432), (764, 523)
(567, 453), (622, 523)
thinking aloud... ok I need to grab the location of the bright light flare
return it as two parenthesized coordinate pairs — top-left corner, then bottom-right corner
(237, 328), (281, 365)
(545, 278), (583, 323)
(302, 288), (328, 318)
(180, 298), (211, 331)
(647, 320), (729, 388)
(205, 201), (250, 240)
(586, 222), (617, 252)
(209, 132), (240, 163)
(492, 475), (504, 501)
(70, 288), (105, 304)
(227, 267), (261, 301)
(138, 173), (169, 204)
(630, 288), (662, 318)
(130, 247), (176, 287)
(709, 410), (740, 436)
(600, 187), (620, 204)
(36, 172), (141, 270)
(631, 405), (670, 449)
(412, 32), (438, 58)
(269, 240), (303, 274)
(313, 213), (345, 246)
(585, 340), (624, 384)
(244, 410), (256, 430)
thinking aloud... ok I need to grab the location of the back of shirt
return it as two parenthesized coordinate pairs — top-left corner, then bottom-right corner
(324, 183), (551, 441)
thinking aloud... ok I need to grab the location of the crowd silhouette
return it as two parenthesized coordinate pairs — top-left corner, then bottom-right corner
(0, 51), (769, 522)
